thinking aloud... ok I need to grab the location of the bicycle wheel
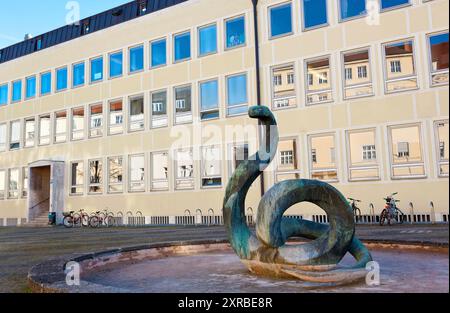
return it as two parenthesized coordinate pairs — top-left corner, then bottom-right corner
(63, 216), (73, 228)
(379, 209), (387, 226)
(105, 214), (115, 227)
(354, 208), (361, 223)
(73, 213), (82, 227)
(98, 213), (106, 227)
(396, 209), (405, 224)
(81, 214), (90, 227)
(89, 216), (100, 228)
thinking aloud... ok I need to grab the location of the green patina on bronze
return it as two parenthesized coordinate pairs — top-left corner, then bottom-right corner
(223, 106), (372, 276)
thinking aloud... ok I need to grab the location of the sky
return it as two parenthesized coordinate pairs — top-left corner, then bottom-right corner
(0, 0), (132, 49)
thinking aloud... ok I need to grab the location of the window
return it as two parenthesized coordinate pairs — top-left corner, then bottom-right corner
(302, 0), (327, 30)
(151, 39), (167, 68)
(309, 134), (338, 181)
(151, 90), (168, 128)
(269, 2), (293, 38)
(90, 57), (103, 83)
(174, 85), (192, 124)
(306, 57), (332, 105)
(109, 99), (124, 135)
(151, 151), (169, 191)
(201, 146), (222, 187)
(0, 170), (5, 199)
(108, 156), (123, 193)
(109, 51), (123, 78)
(227, 73), (248, 116)
(25, 76), (36, 99)
(200, 79), (219, 120)
(8, 169), (19, 199)
(54, 111), (67, 143)
(381, 0), (410, 11)
(174, 32), (191, 62)
(38, 115), (51, 145)
(383, 40), (418, 93)
(428, 32), (449, 86)
(175, 149), (194, 190)
(343, 49), (373, 99)
(347, 129), (380, 181)
(272, 64), (296, 109)
(89, 103), (103, 138)
(389, 124), (425, 178)
(129, 95), (144, 131)
(435, 121), (449, 176)
(276, 139), (300, 182)
(0, 123), (6, 152)
(226, 16), (246, 49)
(10, 120), (20, 150)
(199, 24), (217, 56)
(12, 80), (22, 102)
(339, 0), (366, 21)
(72, 62), (85, 87)
(129, 45), (144, 73)
(0, 84), (8, 105)
(71, 107), (85, 141)
(40, 72), (51, 95)
(129, 154), (145, 192)
(70, 161), (84, 195)
(89, 159), (103, 194)
(56, 67), (68, 91)
(21, 167), (28, 198)
(230, 144), (249, 175)
(24, 118), (35, 148)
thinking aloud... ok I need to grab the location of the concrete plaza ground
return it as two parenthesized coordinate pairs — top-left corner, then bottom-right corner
(0, 224), (448, 293)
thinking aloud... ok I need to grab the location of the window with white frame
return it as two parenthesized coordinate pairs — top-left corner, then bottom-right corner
(38, 115), (51, 145)
(383, 40), (418, 93)
(201, 146), (222, 187)
(151, 90), (168, 128)
(89, 159), (103, 194)
(347, 129), (380, 181)
(54, 111), (67, 143)
(345, 68), (352, 80)
(151, 151), (169, 190)
(108, 156), (123, 193)
(174, 85), (192, 124)
(276, 139), (300, 182)
(227, 73), (248, 116)
(89, 103), (103, 138)
(8, 168), (19, 199)
(0, 170), (5, 199)
(229, 143), (249, 176)
(358, 65), (368, 78)
(109, 99), (124, 135)
(435, 121), (449, 176)
(428, 32), (449, 86)
(309, 134), (338, 182)
(71, 107), (85, 141)
(272, 64), (297, 109)
(24, 118), (35, 148)
(129, 154), (145, 192)
(200, 79), (219, 120)
(343, 49), (373, 99)
(175, 149), (194, 190)
(0, 123), (6, 152)
(10, 120), (20, 150)
(70, 161), (84, 195)
(21, 167), (28, 198)
(389, 124), (425, 178)
(306, 57), (332, 105)
(129, 95), (144, 131)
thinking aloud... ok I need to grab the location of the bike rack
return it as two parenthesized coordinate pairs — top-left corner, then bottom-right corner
(429, 201), (436, 224)
(369, 203), (375, 224)
(409, 202), (414, 224)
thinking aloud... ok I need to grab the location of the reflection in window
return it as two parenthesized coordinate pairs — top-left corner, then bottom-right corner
(129, 45), (144, 73)
(199, 24), (217, 56)
(428, 32), (449, 86)
(306, 57), (332, 105)
(227, 74), (248, 116)
(175, 149), (194, 190)
(40, 72), (51, 95)
(56, 67), (68, 91)
(90, 57), (103, 83)
(309, 134), (338, 181)
(231, 144), (249, 174)
(175, 85), (192, 124)
(201, 146), (222, 187)
(269, 2), (292, 38)
(0, 124), (6, 152)
(54, 111), (67, 143)
(24, 118), (35, 148)
(0, 84), (8, 105)
(89, 103), (103, 138)
(343, 49), (373, 99)
(26, 76), (36, 99)
(129, 96), (144, 131)
(12, 80), (22, 102)
(436, 121), (449, 176)
(39, 115), (51, 145)
(109, 51), (123, 78)
(129, 154), (145, 192)
(109, 100), (124, 135)
(0, 170), (5, 199)
(200, 80), (219, 120)
(151, 90), (168, 128)
(8, 169), (19, 199)
(384, 40), (418, 93)
(339, 0), (366, 21)
(389, 124), (425, 178)
(70, 161), (84, 195)
(174, 32), (191, 62)
(347, 129), (380, 180)
(71, 107), (85, 141)
(226, 16), (246, 49)
(108, 156), (123, 193)
(272, 64), (296, 109)
(276, 139), (300, 182)
(72, 62), (85, 87)
(89, 159), (103, 194)
(22, 167), (28, 198)
(151, 39), (167, 67)
(302, 0), (327, 30)
(381, 0), (409, 10)
(10, 120), (20, 150)
(151, 152), (169, 190)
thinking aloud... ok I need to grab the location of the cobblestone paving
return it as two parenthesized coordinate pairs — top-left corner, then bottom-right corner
(0, 224), (448, 293)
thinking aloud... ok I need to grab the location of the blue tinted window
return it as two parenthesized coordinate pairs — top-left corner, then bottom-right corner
(56, 67), (68, 91)
(72, 62), (85, 87)
(302, 0), (328, 29)
(12, 80), (22, 102)
(151, 39), (167, 67)
(0, 84), (8, 105)
(226, 16), (246, 48)
(174, 32), (191, 62)
(129, 45), (144, 73)
(26, 76), (36, 99)
(340, 0), (366, 20)
(200, 80), (219, 110)
(270, 3), (293, 38)
(40, 72), (51, 95)
(90, 57), (103, 82)
(199, 25), (217, 56)
(109, 51), (123, 78)
(381, 0), (409, 10)
(429, 33), (449, 71)
(227, 74), (247, 115)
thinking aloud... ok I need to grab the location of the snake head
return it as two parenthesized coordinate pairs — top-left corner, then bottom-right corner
(248, 106), (277, 126)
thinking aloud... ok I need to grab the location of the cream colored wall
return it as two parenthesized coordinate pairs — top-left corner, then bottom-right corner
(0, 0), (448, 222)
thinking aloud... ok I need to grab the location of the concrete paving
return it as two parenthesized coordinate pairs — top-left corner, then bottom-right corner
(0, 224), (448, 293)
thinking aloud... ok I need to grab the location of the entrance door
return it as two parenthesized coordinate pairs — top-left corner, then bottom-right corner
(28, 166), (51, 221)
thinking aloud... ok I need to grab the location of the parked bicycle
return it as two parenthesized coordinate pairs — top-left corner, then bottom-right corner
(63, 209), (89, 228)
(89, 209), (115, 228)
(379, 192), (406, 226)
(348, 198), (362, 223)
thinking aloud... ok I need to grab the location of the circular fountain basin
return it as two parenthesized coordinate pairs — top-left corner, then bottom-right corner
(28, 240), (448, 293)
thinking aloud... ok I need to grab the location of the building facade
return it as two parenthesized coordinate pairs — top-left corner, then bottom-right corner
(0, 0), (448, 226)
